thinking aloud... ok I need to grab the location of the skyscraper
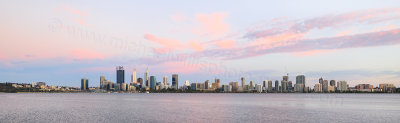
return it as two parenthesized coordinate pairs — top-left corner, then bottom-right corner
(337, 81), (348, 92)
(144, 68), (149, 87)
(205, 80), (209, 89)
(283, 75), (289, 81)
(81, 78), (89, 91)
(241, 77), (245, 88)
(281, 80), (288, 92)
(295, 75), (305, 92)
(131, 69), (137, 85)
(268, 80), (272, 92)
(275, 80), (279, 92)
(163, 76), (168, 86)
(330, 80), (336, 86)
(322, 80), (329, 92)
(100, 76), (106, 89)
(215, 78), (221, 89)
(172, 74), (178, 89)
(249, 81), (254, 90)
(150, 76), (156, 90)
(116, 66), (124, 84)
(137, 78), (143, 86)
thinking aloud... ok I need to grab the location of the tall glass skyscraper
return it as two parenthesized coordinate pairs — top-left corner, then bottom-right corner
(150, 76), (156, 90)
(144, 68), (149, 87)
(116, 66), (124, 84)
(81, 78), (88, 91)
(172, 74), (178, 89)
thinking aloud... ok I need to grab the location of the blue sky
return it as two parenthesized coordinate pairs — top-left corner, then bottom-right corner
(0, 0), (400, 88)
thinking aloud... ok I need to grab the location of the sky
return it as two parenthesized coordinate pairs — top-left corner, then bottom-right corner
(1, 0), (400, 88)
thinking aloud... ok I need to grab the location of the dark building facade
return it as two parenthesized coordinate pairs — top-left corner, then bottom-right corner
(116, 66), (125, 84)
(172, 74), (178, 89)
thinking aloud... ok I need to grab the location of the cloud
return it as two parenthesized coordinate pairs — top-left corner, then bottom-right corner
(144, 34), (184, 53)
(70, 48), (105, 60)
(194, 12), (229, 36)
(188, 41), (205, 52)
(215, 39), (236, 49)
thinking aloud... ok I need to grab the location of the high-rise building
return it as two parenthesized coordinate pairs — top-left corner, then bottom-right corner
(121, 83), (127, 91)
(229, 82), (239, 91)
(100, 76), (106, 89)
(322, 80), (329, 92)
(172, 74), (178, 89)
(215, 78), (221, 89)
(319, 77), (323, 85)
(255, 84), (262, 93)
(81, 78), (89, 91)
(241, 77), (245, 88)
(337, 81), (348, 92)
(137, 78), (143, 86)
(249, 81), (254, 90)
(163, 76), (168, 86)
(283, 75), (289, 81)
(288, 81), (293, 91)
(281, 80), (288, 92)
(330, 80), (336, 87)
(275, 80), (279, 92)
(205, 80), (209, 89)
(268, 80), (272, 92)
(31, 81), (35, 88)
(131, 69), (137, 85)
(296, 75), (305, 92)
(144, 68), (149, 87)
(116, 66), (124, 84)
(314, 83), (322, 92)
(150, 76), (156, 90)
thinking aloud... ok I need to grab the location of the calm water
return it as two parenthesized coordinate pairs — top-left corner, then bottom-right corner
(0, 93), (399, 123)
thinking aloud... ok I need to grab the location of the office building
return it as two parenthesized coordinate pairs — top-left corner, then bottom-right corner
(163, 76), (168, 87)
(337, 81), (348, 92)
(229, 82), (239, 92)
(144, 68), (149, 87)
(222, 85), (232, 92)
(150, 76), (156, 90)
(215, 78), (221, 89)
(131, 69), (137, 85)
(295, 75), (305, 92)
(275, 80), (279, 92)
(100, 76), (106, 89)
(241, 77), (245, 88)
(281, 80), (288, 92)
(330, 80), (336, 87)
(267, 80), (272, 92)
(137, 78), (143, 86)
(322, 80), (329, 92)
(171, 74), (178, 89)
(205, 80), (209, 89)
(81, 78), (89, 91)
(314, 83), (322, 92)
(249, 81), (254, 90)
(255, 84), (262, 93)
(121, 83), (127, 91)
(116, 66), (124, 84)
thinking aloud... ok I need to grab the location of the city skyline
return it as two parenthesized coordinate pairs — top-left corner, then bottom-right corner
(1, 0), (400, 87)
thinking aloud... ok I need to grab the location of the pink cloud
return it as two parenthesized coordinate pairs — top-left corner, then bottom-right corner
(195, 12), (229, 36)
(188, 41), (205, 52)
(58, 6), (89, 17)
(215, 40), (236, 49)
(250, 31), (305, 50)
(70, 48), (105, 60)
(292, 49), (336, 57)
(336, 29), (354, 37)
(144, 34), (184, 51)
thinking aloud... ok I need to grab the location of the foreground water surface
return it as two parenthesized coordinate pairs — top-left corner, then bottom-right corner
(0, 93), (399, 123)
